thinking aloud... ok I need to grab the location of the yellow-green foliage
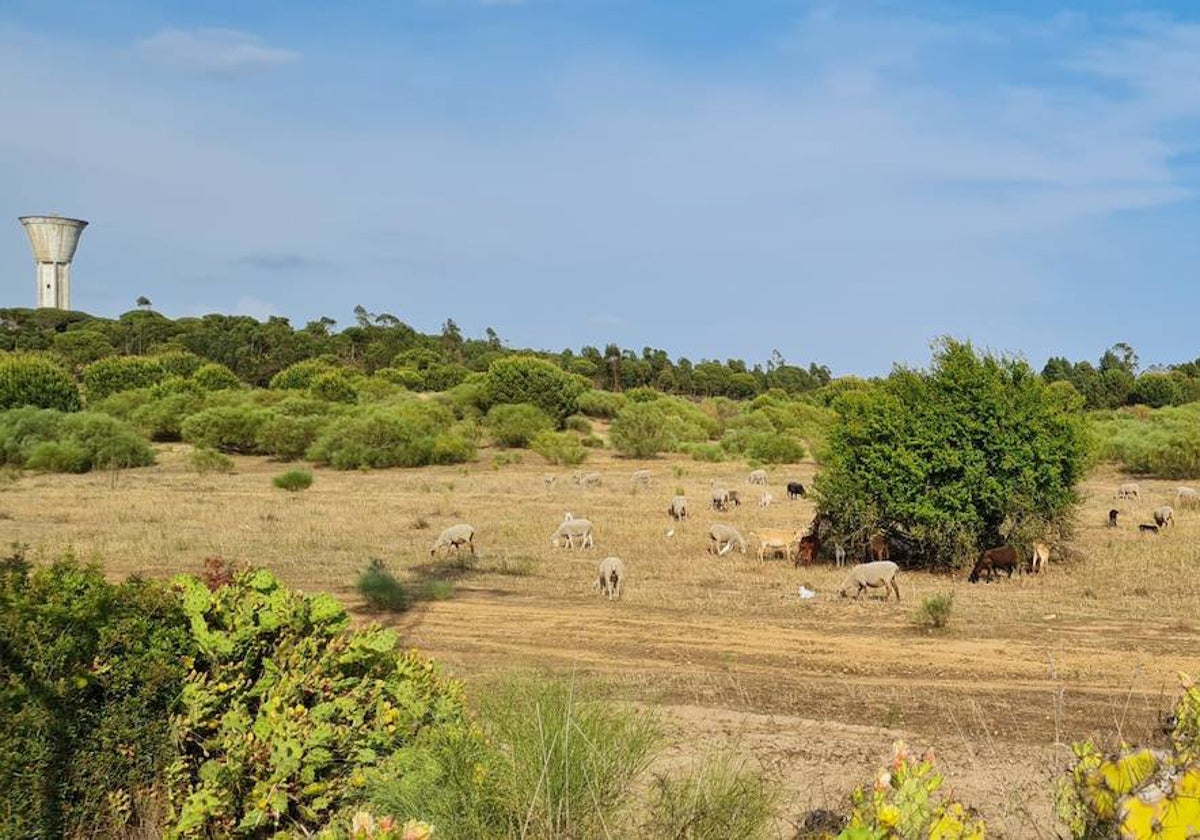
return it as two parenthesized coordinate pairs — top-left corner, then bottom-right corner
(1056, 674), (1200, 839)
(1090, 404), (1200, 478)
(167, 569), (469, 838)
(841, 741), (986, 839)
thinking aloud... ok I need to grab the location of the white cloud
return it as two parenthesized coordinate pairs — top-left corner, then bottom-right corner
(135, 28), (299, 75)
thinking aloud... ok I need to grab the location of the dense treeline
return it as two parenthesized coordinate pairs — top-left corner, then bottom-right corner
(1042, 341), (1200, 409)
(0, 306), (832, 398)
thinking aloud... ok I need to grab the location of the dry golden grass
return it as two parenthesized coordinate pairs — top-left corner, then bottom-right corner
(4, 446), (1198, 834)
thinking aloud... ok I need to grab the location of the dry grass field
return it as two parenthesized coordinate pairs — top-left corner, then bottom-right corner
(3, 443), (1199, 836)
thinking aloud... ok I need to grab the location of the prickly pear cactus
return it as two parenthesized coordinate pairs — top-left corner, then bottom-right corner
(839, 741), (987, 839)
(1056, 673), (1200, 839)
(166, 569), (468, 838)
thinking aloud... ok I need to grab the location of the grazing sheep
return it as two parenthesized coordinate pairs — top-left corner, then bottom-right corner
(595, 556), (625, 600)
(710, 487), (731, 511)
(786, 481), (806, 500)
(543, 474), (558, 487)
(837, 561), (900, 601)
(573, 471), (603, 487)
(867, 534), (890, 563)
(551, 518), (594, 549)
(1030, 542), (1049, 575)
(562, 512), (575, 522)
(1116, 482), (1141, 500)
(430, 523), (476, 556)
(1176, 487), (1200, 507)
(1154, 506), (1175, 528)
(968, 546), (1017, 583)
(753, 528), (802, 564)
(747, 469), (768, 486)
(1139, 523), (1160, 534)
(708, 523), (747, 556)
(668, 495), (689, 521)
(631, 469), (652, 488)
(759, 491), (773, 508)
(1108, 509), (1119, 528)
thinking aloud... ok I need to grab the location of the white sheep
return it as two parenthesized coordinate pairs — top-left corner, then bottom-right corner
(747, 469), (768, 486)
(1177, 487), (1199, 506)
(573, 471), (603, 487)
(1154, 505), (1175, 528)
(710, 486), (731, 511)
(837, 561), (900, 601)
(759, 491), (773, 508)
(551, 518), (594, 549)
(708, 523), (746, 556)
(1116, 482), (1141, 500)
(630, 469), (652, 487)
(430, 523), (476, 556)
(834, 544), (847, 568)
(595, 556), (625, 600)
(668, 495), (689, 521)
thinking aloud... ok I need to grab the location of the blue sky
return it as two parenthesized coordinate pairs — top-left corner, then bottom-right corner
(2, 1), (1199, 375)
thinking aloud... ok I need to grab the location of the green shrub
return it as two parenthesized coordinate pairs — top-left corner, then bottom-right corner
(735, 430), (807, 464)
(530, 430), (588, 466)
(310, 370), (358, 403)
(190, 362), (241, 391)
(913, 592), (954, 630)
(0, 408), (155, 472)
(152, 350), (205, 378)
(610, 401), (677, 457)
(575, 389), (626, 418)
(681, 442), (728, 462)
(356, 559), (411, 611)
(482, 355), (587, 425)
(422, 363), (471, 392)
(580, 433), (605, 448)
(0, 352), (82, 411)
(0, 551), (193, 839)
(167, 568), (470, 837)
(83, 356), (166, 401)
(817, 338), (1087, 569)
(181, 405), (273, 454)
(563, 414), (593, 433)
(374, 366), (423, 389)
(273, 468), (313, 491)
(256, 413), (328, 460)
(270, 359), (340, 390)
(308, 402), (476, 469)
(131, 391), (206, 441)
(644, 753), (778, 839)
(187, 447), (235, 475)
(485, 402), (555, 448)
(1090, 404), (1200, 478)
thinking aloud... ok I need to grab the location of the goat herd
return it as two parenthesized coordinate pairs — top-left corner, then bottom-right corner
(424, 471), (1182, 607)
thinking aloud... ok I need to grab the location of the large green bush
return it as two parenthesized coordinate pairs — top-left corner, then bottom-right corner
(153, 351), (205, 378)
(816, 339), (1087, 568)
(132, 392), (207, 441)
(482, 355), (587, 425)
(270, 359), (339, 390)
(610, 401), (677, 457)
(307, 402), (476, 469)
(181, 405), (274, 454)
(256, 413), (329, 460)
(530, 430), (588, 466)
(0, 352), (82, 411)
(0, 551), (193, 839)
(0, 408), (155, 472)
(191, 362), (242, 391)
(485, 402), (555, 448)
(83, 356), (166, 401)
(576, 389), (627, 418)
(167, 568), (469, 837)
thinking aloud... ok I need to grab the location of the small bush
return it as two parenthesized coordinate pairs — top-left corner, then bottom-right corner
(130, 391), (205, 441)
(644, 753), (778, 839)
(530, 430), (588, 466)
(310, 370), (359, 403)
(187, 447), (234, 475)
(181, 405), (273, 454)
(0, 408), (155, 472)
(913, 592), (954, 630)
(576, 389), (626, 418)
(580, 433), (605, 448)
(308, 402), (475, 469)
(190, 362), (241, 391)
(152, 350), (204, 378)
(419, 579), (455, 601)
(256, 413), (328, 460)
(0, 352), (82, 411)
(273, 469), (313, 491)
(563, 414), (593, 433)
(485, 402), (555, 448)
(82, 356), (166, 401)
(270, 359), (340, 390)
(356, 558), (410, 611)
(682, 442), (728, 462)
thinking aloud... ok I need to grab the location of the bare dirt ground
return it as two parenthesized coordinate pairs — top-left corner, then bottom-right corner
(3, 446), (1198, 837)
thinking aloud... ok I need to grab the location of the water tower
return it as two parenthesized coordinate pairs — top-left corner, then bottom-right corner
(19, 215), (89, 310)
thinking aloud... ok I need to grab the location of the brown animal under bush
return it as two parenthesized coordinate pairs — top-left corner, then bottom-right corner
(968, 546), (1018, 583)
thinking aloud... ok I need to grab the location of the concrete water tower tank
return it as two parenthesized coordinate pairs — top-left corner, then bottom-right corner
(19, 215), (89, 310)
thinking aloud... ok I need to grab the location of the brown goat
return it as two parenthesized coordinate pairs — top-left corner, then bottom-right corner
(968, 546), (1018, 583)
(867, 534), (890, 563)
